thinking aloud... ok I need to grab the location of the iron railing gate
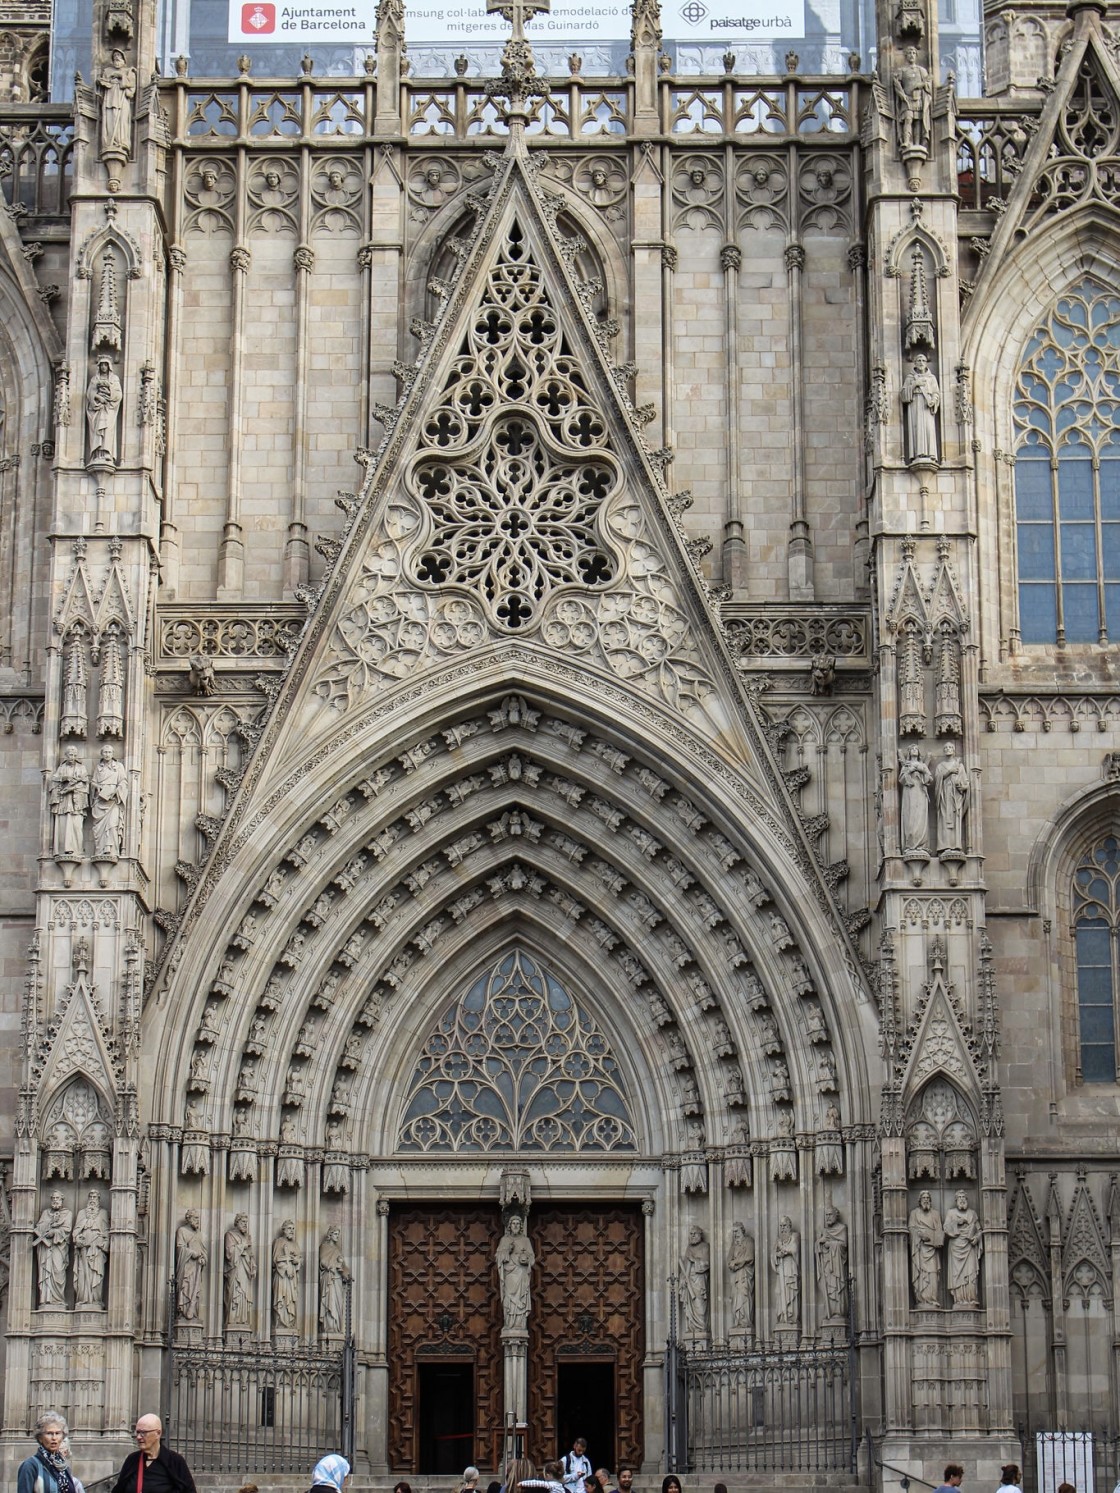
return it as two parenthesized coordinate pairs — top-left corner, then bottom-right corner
(168, 1287), (355, 1473)
(667, 1285), (858, 1474)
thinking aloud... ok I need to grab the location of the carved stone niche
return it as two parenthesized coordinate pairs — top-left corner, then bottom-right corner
(41, 1079), (113, 1183)
(905, 1077), (977, 1182)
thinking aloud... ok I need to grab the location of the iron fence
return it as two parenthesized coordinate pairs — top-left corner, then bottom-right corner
(666, 1285), (858, 1475)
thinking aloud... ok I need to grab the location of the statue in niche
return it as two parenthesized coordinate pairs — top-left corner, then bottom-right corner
(180, 1102), (209, 1177)
(908, 1188), (943, 1306)
(495, 1214), (535, 1332)
(943, 1189), (982, 1306)
(318, 1226), (351, 1335)
(894, 46), (932, 151)
(816, 1102), (844, 1176)
(223, 1212), (256, 1331)
(935, 742), (969, 855)
(898, 746), (932, 856)
(271, 1219), (302, 1331)
(85, 357), (123, 465)
(725, 1117), (752, 1188)
(814, 1206), (849, 1322)
(72, 1188), (110, 1307)
(728, 1222), (755, 1332)
(901, 353), (940, 465)
(98, 48), (137, 160)
(175, 1208), (207, 1322)
(91, 745), (128, 861)
(771, 1215), (801, 1328)
(33, 1191), (73, 1307)
(679, 1224), (711, 1339)
(49, 747), (89, 861)
(770, 1108), (798, 1184)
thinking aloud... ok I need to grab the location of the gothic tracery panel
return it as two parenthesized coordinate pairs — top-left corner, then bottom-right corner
(397, 949), (637, 1153)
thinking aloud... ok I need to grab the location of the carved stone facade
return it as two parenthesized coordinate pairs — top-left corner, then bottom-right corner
(0, 0), (1118, 1485)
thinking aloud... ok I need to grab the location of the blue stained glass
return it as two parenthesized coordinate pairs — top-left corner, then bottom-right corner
(1018, 525), (1055, 579)
(1059, 456), (1095, 518)
(1060, 523), (1098, 579)
(1080, 1006), (1116, 1041)
(1102, 458), (1120, 517)
(1102, 524), (1120, 575)
(1016, 456), (1053, 520)
(1063, 583), (1100, 640)
(1078, 922), (1111, 960)
(1019, 584), (1056, 642)
(1106, 583), (1120, 637)
(1082, 1045), (1117, 1083)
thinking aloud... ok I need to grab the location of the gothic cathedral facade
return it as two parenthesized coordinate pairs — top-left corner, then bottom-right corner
(0, 0), (1118, 1481)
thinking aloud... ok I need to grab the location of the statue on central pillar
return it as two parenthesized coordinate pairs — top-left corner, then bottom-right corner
(495, 1213), (535, 1331)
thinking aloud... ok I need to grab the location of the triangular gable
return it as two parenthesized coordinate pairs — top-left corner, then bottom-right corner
(31, 973), (120, 1123)
(1062, 1171), (1111, 1302)
(1007, 1170), (1049, 1300)
(968, 7), (1120, 306)
(900, 937), (982, 1101)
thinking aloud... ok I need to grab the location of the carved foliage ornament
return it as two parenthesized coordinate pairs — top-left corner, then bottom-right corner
(398, 947), (637, 1152)
(316, 221), (712, 714)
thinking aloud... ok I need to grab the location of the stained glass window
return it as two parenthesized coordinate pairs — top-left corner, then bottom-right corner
(1013, 279), (1120, 644)
(1072, 834), (1120, 1083)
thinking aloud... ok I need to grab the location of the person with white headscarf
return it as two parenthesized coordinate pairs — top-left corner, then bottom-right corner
(310, 1456), (350, 1493)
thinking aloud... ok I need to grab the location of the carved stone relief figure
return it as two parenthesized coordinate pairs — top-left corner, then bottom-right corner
(318, 1226), (351, 1335)
(814, 1205), (849, 1321)
(943, 1189), (982, 1306)
(49, 747), (90, 863)
(495, 1213), (534, 1332)
(33, 1190), (73, 1307)
(770, 1108), (798, 1183)
(898, 746), (932, 857)
(175, 1208), (207, 1322)
(901, 353), (940, 464)
(680, 1224), (711, 1339)
(223, 1211), (256, 1331)
(271, 1219), (302, 1331)
(908, 1188), (943, 1305)
(894, 46), (932, 152)
(71, 1188), (109, 1307)
(771, 1215), (800, 1328)
(728, 1221), (755, 1332)
(816, 1102), (844, 1176)
(90, 745), (128, 862)
(934, 742), (969, 855)
(98, 48), (136, 162)
(85, 357), (123, 465)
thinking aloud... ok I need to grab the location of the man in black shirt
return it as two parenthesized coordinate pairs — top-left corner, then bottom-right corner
(112, 1416), (197, 1493)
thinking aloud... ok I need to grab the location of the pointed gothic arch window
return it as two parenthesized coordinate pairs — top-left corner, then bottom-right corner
(397, 947), (637, 1152)
(1072, 832), (1120, 1082)
(1013, 278), (1120, 644)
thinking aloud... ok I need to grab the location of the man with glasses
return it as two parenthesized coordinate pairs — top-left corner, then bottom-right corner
(111, 1416), (197, 1493)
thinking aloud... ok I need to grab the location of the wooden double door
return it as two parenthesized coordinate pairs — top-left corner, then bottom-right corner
(388, 1202), (645, 1473)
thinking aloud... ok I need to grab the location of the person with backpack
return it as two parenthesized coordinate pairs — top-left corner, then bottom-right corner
(561, 1442), (591, 1493)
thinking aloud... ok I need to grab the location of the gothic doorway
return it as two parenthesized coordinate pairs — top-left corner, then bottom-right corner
(528, 1204), (644, 1470)
(387, 1202), (645, 1472)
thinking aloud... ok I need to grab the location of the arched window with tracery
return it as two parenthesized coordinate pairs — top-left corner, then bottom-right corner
(1072, 832), (1120, 1082)
(1013, 278), (1120, 644)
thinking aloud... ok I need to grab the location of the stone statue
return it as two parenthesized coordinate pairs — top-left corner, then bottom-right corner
(901, 353), (940, 464)
(90, 745), (128, 861)
(33, 1191), (73, 1307)
(495, 1213), (535, 1331)
(318, 1226), (351, 1335)
(908, 1189), (944, 1306)
(814, 1206), (849, 1321)
(771, 1215), (800, 1328)
(175, 1208), (207, 1322)
(943, 1190), (983, 1306)
(816, 1102), (844, 1177)
(894, 46), (932, 151)
(85, 357), (123, 464)
(98, 48), (136, 159)
(72, 1189), (110, 1307)
(935, 742), (969, 855)
(49, 747), (89, 860)
(271, 1219), (302, 1331)
(680, 1224), (711, 1338)
(898, 746), (932, 856)
(223, 1212), (256, 1331)
(727, 1221), (755, 1332)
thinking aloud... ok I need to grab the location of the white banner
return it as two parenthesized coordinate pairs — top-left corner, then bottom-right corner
(229, 1), (378, 44)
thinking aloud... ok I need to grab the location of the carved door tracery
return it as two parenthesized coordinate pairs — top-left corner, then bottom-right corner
(527, 1204), (645, 1470)
(388, 1204), (503, 1471)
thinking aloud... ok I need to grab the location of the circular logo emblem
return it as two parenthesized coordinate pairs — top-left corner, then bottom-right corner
(680, 2), (708, 22)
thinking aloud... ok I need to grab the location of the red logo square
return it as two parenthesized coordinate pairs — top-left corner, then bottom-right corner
(242, 3), (275, 32)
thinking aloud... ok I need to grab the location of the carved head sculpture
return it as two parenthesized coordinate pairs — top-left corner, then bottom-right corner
(85, 1189), (100, 1210)
(327, 168), (345, 189)
(264, 169), (282, 190)
(50, 1191), (65, 1211)
(185, 1207), (200, 1230)
(824, 1204), (840, 1226)
(97, 356), (112, 376)
(590, 165), (608, 187)
(688, 1224), (704, 1245)
(200, 166), (218, 191)
(912, 353), (929, 374)
(689, 167), (706, 187)
(234, 1211), (249, 1234)
(918, 1189), (932, 1210)
(507, 1214), (524, 1236)
(425, 166), (442, 187)
(778, 1214), (793, 1240)
(955, 1189), (969, 1210)
(326, 1225), (341, 1244)
(99, 744), (116, 763)
(281, 1218), (296, 1240)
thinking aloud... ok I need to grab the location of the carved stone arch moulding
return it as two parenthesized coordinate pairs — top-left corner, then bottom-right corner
(155, 687), (862, 1149)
